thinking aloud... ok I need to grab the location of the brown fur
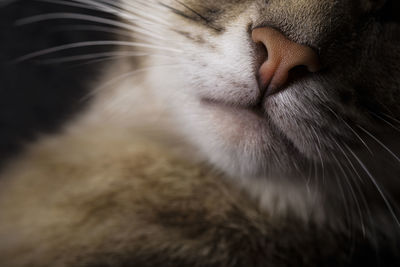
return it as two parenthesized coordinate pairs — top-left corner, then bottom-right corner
(0, 127), (398, 267)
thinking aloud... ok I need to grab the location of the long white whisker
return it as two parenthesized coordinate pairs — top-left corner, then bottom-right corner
(35, 0), (98, 10)
(95, 0), (171, 26)
(69, 0), (171, 27)
(324, 105), (373, 154)
(311, 127), (325, 183)
(380, 112), (400, 125)
(37, 51), (173, 64)
(344, 143), (400, 229)
(333, 139), (364, 183)
(331, 151), (366, 236)
(16, 13), (165, 42)
(332, 145), (380, 251)
(50, 24), (133, 37)
(37, 0), (169, 28)
(369, 111), (400, 133)
(357, 125), (400, 163)
(82, 63), (186, 101)
(16, 40), (181, 62)
(128, 0), (170, 14)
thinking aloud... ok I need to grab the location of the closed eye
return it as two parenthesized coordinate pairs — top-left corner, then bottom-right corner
(160, 1), (224, 32)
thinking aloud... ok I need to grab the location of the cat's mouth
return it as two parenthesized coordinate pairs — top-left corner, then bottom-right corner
(200, 97), (266, 119)
(199, 95), (347, 163)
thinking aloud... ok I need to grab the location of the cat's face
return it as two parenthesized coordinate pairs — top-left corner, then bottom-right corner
(129, 0), (400, 179)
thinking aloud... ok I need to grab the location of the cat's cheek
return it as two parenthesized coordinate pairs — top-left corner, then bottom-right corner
(168, 15), (260, 107)
(178, 55), (259, 108)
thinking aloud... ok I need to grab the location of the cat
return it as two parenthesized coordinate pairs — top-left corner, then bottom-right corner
(0, 0), (400, 266)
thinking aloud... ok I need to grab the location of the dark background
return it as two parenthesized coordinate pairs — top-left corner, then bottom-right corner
(0, 1), (118, 166)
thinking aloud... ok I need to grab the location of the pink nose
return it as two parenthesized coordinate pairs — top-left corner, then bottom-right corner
(252, 27), (321, 96)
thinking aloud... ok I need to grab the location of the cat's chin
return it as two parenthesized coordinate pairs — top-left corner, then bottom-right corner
(182, 97), (297, 178)
(199, 98), (269, 139)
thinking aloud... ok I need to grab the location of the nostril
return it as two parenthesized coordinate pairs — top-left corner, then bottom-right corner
(254, 42), (268, 71)
(252, 27), (321, 97)
(264, 65), (312, 97)
(288, 65), (311, 84)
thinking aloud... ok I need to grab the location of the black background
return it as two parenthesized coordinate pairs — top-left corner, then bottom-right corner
(0, 1), (118, 166)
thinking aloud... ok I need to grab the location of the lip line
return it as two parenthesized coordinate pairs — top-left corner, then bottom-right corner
(200, 96), (309, 158)
(200, 97), (267, 118)
(200, 97), (289, 143)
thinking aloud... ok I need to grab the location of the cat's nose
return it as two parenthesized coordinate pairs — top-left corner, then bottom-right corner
(252, 27), (321, 96)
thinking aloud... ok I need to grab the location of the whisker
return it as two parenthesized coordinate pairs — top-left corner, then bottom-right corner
(331, 151), (366, 236)
(370, 111), (400, 133)
(332, 165), (353, 223)
(16, 40), (182, 62)
(37, 51), (172, 64)
(95, 0), (171, 26)
(305, 158), (314, 195)
(137, 0), (176, 14)
(35, 0), (98, 11)
(63, 56), (126, 68)
(344, 143), (400, 229)
(49, 24), (133, 37)
(357, 125), (400, 163)
(324, 105), (373, 154)
(333, 139), (364, 183)
(67, 0), (171, 27)
(380, 112), (400, 125)
(84, 63), (186, 101)
(59, 54), (150, 69)
(332, 167), (359, 257)
(16, 12), (165, 42)
(0, 0), (16, 7)
(311, 127), (325, 183)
